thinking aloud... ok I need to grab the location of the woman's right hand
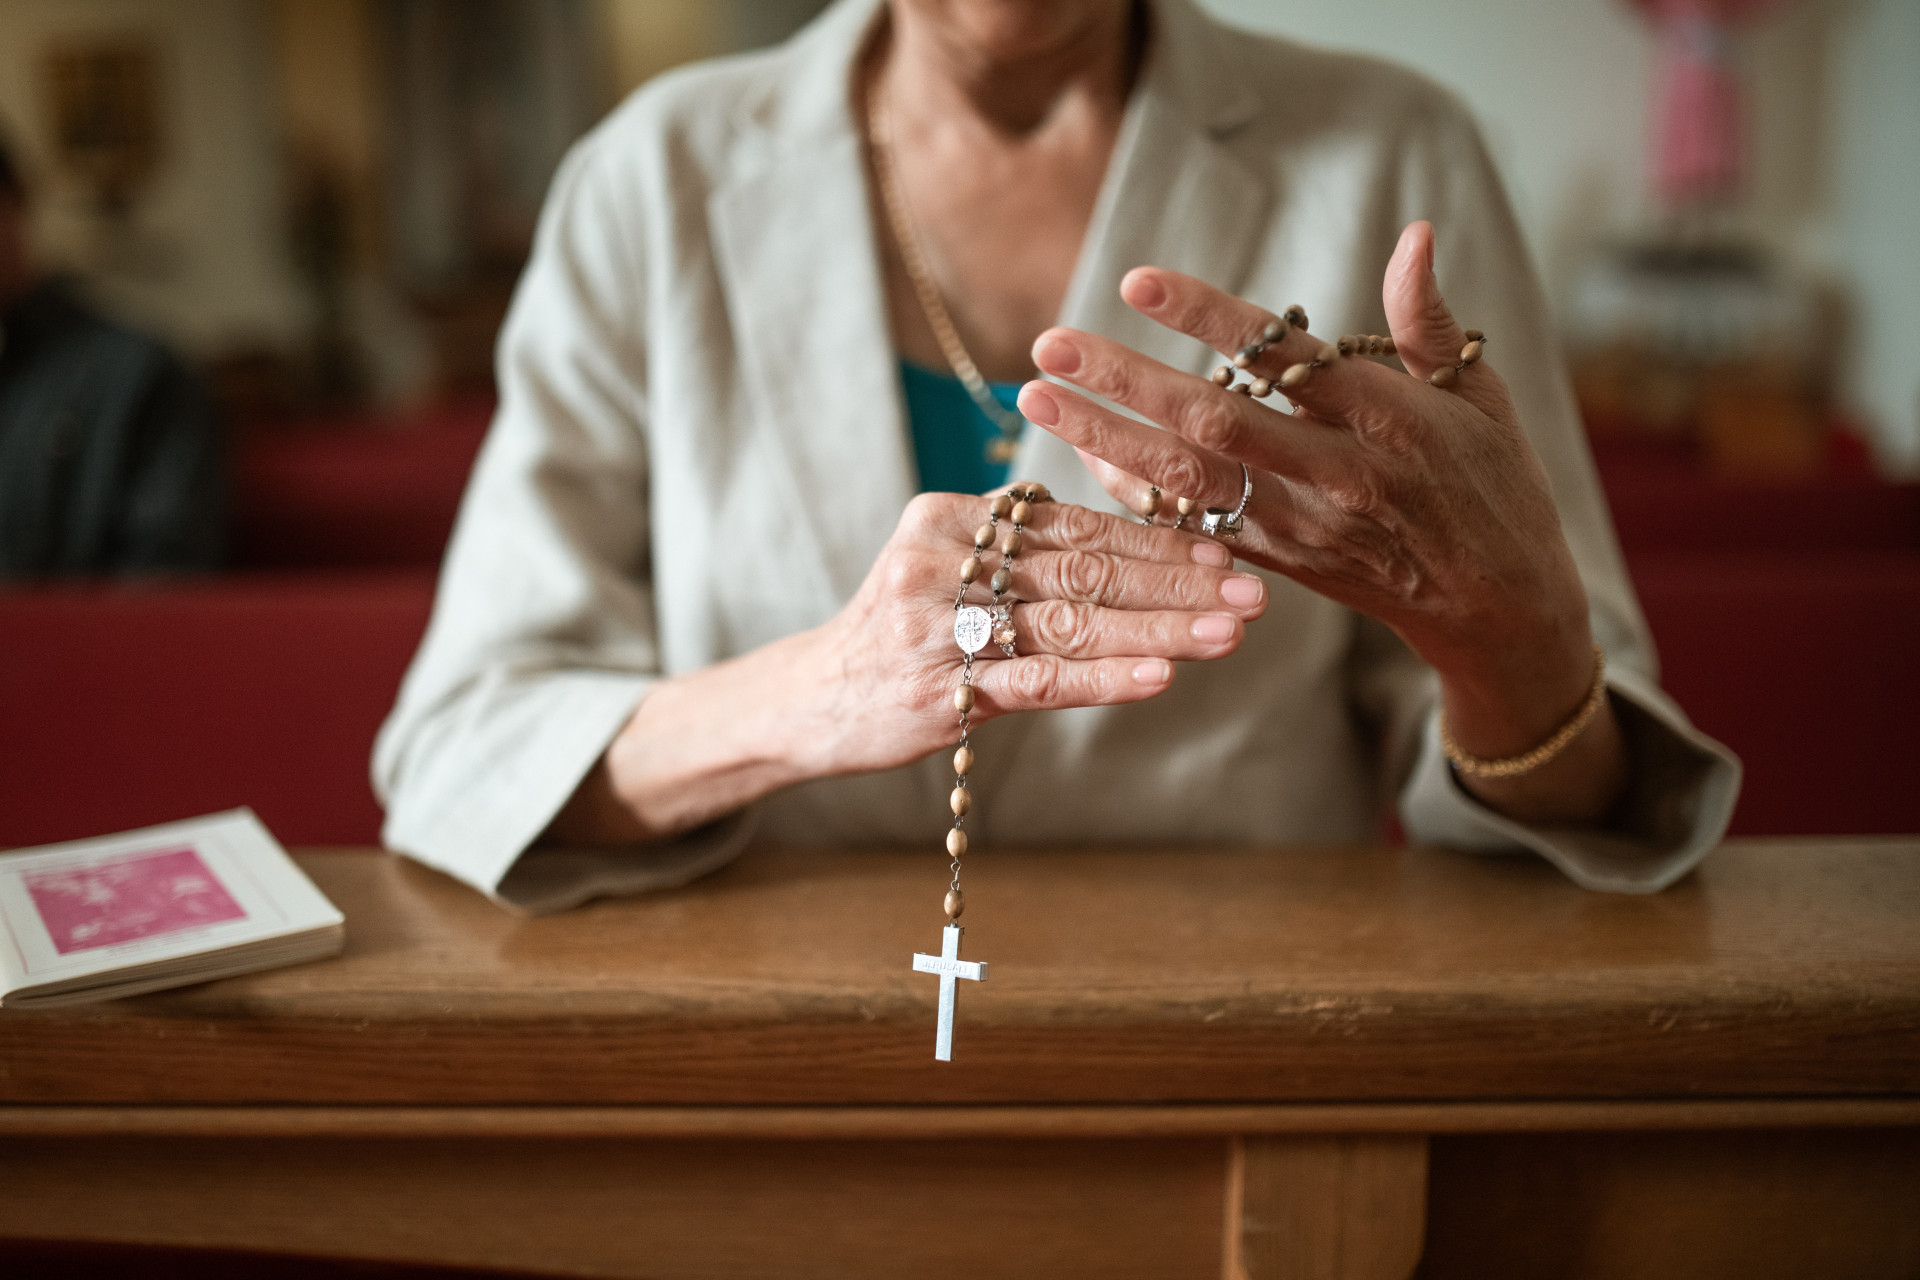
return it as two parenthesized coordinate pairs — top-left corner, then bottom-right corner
(551, 488), (1268, 844)
(801, 487), (1270, 778)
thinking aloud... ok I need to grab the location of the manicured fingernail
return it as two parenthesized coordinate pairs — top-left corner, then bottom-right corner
(1190, 540), (1230, 567)
(1128, 275), (1167, 309)
(1191, 615), (1236, 644)
(1033, 334), (1082, 375)
(1017, 383), (1060, 426)
(1220, 574), (1264, 610)
(1132, 658), (1172, 686)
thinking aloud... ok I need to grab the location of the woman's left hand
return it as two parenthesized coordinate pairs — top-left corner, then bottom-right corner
(1015, 220), (1627, 822)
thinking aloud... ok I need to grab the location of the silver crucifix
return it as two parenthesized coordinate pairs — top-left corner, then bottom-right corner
(911, 923), (988, 1062)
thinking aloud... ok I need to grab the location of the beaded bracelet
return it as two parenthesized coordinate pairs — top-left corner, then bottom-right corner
(913, 480), (1049, 1062)
(1440, 643), (1608, 780)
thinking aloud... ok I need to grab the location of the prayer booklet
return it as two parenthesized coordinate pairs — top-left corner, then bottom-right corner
(0, 809), (343, 1008)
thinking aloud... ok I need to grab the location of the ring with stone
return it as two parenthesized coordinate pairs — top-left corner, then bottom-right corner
(989, 603), (1018, 657)
(1201, 464), (1253, 542)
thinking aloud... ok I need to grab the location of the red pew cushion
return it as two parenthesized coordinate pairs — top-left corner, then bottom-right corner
(0, 572), (435, 849)
(1629, 551), (1920, 836)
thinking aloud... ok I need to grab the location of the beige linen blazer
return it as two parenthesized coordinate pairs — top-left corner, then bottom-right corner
(374, 0), (1740, 913)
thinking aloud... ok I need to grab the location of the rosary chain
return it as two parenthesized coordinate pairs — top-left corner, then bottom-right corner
(943, 483), (1047, 923)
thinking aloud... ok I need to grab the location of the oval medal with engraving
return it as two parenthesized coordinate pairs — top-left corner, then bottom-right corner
(953, 605), (992, 655)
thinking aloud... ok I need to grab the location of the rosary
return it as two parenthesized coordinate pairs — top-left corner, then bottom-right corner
(910, 480), (1046, 1061)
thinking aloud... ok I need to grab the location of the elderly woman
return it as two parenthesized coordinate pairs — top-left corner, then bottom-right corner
(376, 0), (1738, 913)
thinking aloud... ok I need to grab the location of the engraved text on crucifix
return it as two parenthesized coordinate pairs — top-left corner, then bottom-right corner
(911, 923), (987, 1062)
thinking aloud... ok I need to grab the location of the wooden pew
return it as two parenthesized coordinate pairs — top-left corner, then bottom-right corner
(3, 840), (1916, 1278)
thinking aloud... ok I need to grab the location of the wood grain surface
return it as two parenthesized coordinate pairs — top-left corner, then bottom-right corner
(3, 839), (1917, 1105)
(0, 1135), (1230, 1280)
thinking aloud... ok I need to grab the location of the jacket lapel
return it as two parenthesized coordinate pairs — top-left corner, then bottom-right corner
(709, 0), (1273, 586)
(709, 0), (917, 604)
(1018, 0), (1271, 511)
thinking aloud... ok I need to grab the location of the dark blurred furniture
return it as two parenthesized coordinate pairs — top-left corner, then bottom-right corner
(229, 394), (490, 569)
(0, 407), (1915, 852)
(0, 843), (1915, 1278)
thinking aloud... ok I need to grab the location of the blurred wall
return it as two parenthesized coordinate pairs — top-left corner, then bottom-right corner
(1202, 0), (1920, 472)
(0, 0), (307, 357)
(0, 0), (1910, 466)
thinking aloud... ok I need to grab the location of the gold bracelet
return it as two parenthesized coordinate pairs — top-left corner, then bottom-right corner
(1439, 644), (1608, 780)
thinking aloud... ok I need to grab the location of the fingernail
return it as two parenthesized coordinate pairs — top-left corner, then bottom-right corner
(1191, 615), (1236, 644)
(1220, 574), (1264, 610)
(1017, 383), (1060, 426)
(1033, 334), (1082, 375)
(1132, 658), (1172, 686)
(1190, 540), (1230, 567)
(1129, 275), (1167, 309)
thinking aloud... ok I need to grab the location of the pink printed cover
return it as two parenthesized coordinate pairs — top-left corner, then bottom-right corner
(25, 846), (247, 955)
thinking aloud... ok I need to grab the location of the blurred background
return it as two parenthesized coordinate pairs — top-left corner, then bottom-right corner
(3, 0), (1916, 847)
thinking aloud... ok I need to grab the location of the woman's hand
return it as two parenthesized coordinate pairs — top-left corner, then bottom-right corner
(1015, 220), (1627, 823)
(550, 490), (1268, 843)
(805, 490), (1267, 775)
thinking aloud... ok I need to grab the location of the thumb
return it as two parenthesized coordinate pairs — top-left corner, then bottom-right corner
(1383, 221), (1467, 380)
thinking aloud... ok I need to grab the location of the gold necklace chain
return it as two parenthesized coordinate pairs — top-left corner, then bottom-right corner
(865, 82), (1028, 465)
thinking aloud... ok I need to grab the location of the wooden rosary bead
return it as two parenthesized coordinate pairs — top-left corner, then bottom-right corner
(974, 523), (995, 550)
(1279, 363), (1312, 389)
(1336, 336), (1357, 356)
(1460, 339), (1484, 365)
(1022, 483), (1049, 502)
(1465, 329), (1484, 343)
(1000, 530), (1022, 556)
(949, 786), (971, 816)
(1233, 351), (1254, 369)
(990, 493), (1012, 519)
(953, 685), (975, 713)
(1382, 336), (1396, 354)
(990, 567), (1011, 594)
(953, 745), (974, 776)
(1429, 363), (1459, 388)
(946, 827), (968, 856)
(1249, 377), (1272, 397)
(1367, 335), (1384, 354)
(1177, 496), (1197, 516)
(1314, 343), (1339, 364)
(1140, 488), (1162, 517)
(1010, 500), (1032, 525)
(1262, 319), (1285, 342)
(1211, 365), (1235, 387)
(959, 556), (982, 583)
(945, 889), (965, 919)
(1284, 304), (1308, 329)
(1231, 381), (1253, 395)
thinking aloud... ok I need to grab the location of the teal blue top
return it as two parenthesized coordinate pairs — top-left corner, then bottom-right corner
(899, 359), (1025, 495)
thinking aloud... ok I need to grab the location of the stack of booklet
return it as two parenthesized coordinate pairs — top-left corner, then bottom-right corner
(0, 809), (344, 1008)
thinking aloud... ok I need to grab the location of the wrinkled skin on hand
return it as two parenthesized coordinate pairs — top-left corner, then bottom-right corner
(802, 489), (1268, 778)
(1017, 220), (1625, 819)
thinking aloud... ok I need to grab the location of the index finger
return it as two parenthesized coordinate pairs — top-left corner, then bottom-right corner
(938, 494), (1234, 569)
(1120, 266), (1436, 433)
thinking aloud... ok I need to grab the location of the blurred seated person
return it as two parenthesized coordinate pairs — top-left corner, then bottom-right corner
(376, 0), (1740, 914)
(0, 137), (223, 578)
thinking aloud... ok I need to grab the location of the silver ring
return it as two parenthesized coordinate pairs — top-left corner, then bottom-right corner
(1200, 465), (1252, 542)
(989, 603), (1017, 657)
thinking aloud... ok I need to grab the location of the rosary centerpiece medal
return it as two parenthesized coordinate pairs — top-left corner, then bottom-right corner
(911, 482), (1045, 1061)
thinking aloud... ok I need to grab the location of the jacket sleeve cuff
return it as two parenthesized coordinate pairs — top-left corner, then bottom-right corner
(1398, 666), (1743, 893)
(380, 671), (754, 912)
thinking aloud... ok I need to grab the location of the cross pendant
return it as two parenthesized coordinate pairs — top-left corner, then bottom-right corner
(911, 923), (988, 1062)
